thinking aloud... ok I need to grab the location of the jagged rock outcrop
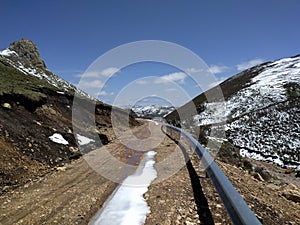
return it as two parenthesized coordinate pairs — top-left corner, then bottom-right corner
(1, 39), (78, 95)
(8, 38), (46, 69)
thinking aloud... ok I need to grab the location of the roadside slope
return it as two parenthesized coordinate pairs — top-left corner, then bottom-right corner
(0, 39), (139, 193)
(146, 126), (300, 225)
(0, 122), (152, 225)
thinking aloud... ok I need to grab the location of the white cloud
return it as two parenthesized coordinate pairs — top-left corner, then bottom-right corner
(155, 72), (187, 84)
(74, 71), (99, 78)
(97, 90), (114, 96)
(136, 80), (148, 85)
(101, 67), (120, 77)
(75, 67), (120, 78)
(79, 80), (105, 89)
(187, 66), (228, 75)
(98, 91), (108, 96)
(165, 88), (177, 92)
(208, 65), (229, 74)
(236, 58), (264, 71)
(140, 98), (151, 102)
(186, 68), (202, 74)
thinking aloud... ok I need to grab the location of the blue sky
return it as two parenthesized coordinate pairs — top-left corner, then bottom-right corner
(1, 0), (300, 107)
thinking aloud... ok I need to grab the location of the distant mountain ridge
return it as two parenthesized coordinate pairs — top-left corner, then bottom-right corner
(131, 105), (175, 119)
(166, 54), (300, 169)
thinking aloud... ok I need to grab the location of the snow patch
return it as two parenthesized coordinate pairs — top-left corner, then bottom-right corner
(76, 134), (95, 145)
(0, 48), (17, 56)
(193, 102), (228, 126)
(91, 151), (157, 225)
(240, 149), (266, 161)
(240, 149), (286, 167)
(49, 133), (69, 145)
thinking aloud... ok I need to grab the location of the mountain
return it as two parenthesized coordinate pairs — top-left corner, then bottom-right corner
(166, 54), (300, 170)
(0, 39), (90, 97)
(131, 105), (175, 119)
(0, 39), (138, 192)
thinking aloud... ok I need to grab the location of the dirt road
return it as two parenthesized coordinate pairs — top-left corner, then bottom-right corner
(1, 121), (300, 225)
(0, 122), (153, 225)
(0, 121), (175, 225)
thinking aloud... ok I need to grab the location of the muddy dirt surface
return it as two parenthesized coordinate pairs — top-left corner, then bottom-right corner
(0, 122), (150, 225)
(1, 122), (300, 225)
(1, 158), (115, 225)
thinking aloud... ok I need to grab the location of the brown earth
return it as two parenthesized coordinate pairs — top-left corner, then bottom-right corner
(0, 122), (150, 225)
(0, 158), (115, 225)
(0, 89), (139, 193)
(1, 122), (300, 225)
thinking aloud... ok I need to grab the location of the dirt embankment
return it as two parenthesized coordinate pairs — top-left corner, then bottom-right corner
(0, 122), (151, 225)
(0, 86), (139, 193)
(145, 126), (300, 225)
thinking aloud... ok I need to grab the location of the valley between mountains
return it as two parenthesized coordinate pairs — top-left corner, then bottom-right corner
(0, 39), (300, 225)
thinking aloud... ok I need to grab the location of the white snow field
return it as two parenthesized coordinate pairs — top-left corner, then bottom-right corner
(193, 55), (300, 169)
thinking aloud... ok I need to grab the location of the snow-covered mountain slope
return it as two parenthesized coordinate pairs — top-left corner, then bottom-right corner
(131, 105), (175, 119)
(167, 54), (300, 169)
(0, 39), (89, 98)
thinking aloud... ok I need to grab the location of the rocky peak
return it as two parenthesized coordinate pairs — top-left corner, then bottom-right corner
(8, 38), (46, 69)
(0, 39), (92, 99)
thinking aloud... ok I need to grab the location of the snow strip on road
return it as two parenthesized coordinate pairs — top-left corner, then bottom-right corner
(90, 151), (157, 225)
